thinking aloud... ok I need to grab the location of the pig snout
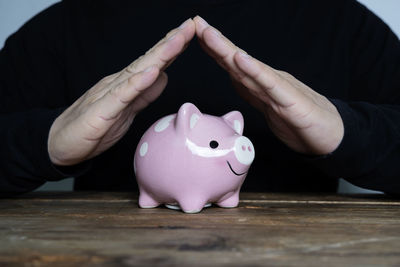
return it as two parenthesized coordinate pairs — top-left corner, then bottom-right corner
(234, 136), (255, 165)
(226, 136), (254, 176)
(229, 136), (255, 173)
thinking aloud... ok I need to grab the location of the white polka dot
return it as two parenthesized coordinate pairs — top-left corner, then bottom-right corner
(140, 142), (148, 157)
(190, 114), (200, 129)
(234, 120), (242, 134)
(154, 115), (174, 132)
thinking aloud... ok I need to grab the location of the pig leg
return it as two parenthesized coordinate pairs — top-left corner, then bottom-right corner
(217, 190), (240, 208)
(138, 191), (159, 208)
(178, 197), (208, 214)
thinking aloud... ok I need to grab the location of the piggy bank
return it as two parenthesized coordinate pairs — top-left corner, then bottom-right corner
(134, 103), (255, 213)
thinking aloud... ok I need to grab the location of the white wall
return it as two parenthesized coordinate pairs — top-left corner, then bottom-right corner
(0, 0), (398, 192)
(358, 0), (400, 37)
(0, 0), (61, 49)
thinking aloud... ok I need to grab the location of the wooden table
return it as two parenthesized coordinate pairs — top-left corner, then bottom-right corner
(1, 192), (400, 266)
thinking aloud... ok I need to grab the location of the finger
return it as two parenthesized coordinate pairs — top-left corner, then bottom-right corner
(130, 71), (168, 114)
(87, 66), (160, 132)
(194, 15), (209, 40)
(114, 19), (195, 83)
(148, 19), (195, 54)
(233, 51), (299, 107)
(110, 72), (168, 129)
(197, 37), (226, 68)
(194, 16), (266, 100)
(231, 78), (269, 111)
(194, 16), (247, 80)
(194, 16), (295, 108)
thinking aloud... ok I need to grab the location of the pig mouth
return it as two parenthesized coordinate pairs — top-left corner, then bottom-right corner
(227, 161), (247, 176)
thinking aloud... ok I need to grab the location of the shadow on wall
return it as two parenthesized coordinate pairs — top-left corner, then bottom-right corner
(36, 177), (74, 191)
(338, 179), (383, 194)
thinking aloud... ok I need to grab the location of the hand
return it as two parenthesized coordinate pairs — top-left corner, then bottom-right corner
(194, 16), (344, 155)
(48, 19), (196, 166)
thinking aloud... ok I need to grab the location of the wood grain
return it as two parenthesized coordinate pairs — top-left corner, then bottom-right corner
(1, 192), (400, 266)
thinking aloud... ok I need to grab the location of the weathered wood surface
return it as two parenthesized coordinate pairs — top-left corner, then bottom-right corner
(1, 192), (400, 266)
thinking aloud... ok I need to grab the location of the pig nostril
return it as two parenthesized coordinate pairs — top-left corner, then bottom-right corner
(248, 146), (252, 152)
(241, 145), (246, 151)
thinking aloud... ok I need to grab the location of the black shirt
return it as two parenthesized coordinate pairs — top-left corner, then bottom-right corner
(1, 0), (400, 195)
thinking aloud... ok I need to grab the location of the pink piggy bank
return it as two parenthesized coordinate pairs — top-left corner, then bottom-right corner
(134, 103), (255, 213)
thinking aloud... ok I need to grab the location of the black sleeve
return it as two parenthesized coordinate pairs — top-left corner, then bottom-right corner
(308, 0), (400, 194)
(0, 2), (89, 196)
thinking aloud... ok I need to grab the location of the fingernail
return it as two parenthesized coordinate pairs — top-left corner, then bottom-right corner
(179, 19), (190, 29)
(210, 28), (220, 37)
(196, 16), (209, 27)
(167, 32), (178, 41)
(239, 51), (251, 59)
(144, 66), (153, 72)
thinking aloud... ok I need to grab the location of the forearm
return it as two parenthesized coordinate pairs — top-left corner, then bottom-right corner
(0, 109), (68, 196)
(306, 99), (400, 193)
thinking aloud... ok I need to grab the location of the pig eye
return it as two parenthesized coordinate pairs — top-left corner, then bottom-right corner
(209, 140), (219, 149)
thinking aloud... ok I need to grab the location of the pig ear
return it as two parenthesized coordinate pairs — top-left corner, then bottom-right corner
(175, 103), (203, 134)
(223, 111), (244, 135)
